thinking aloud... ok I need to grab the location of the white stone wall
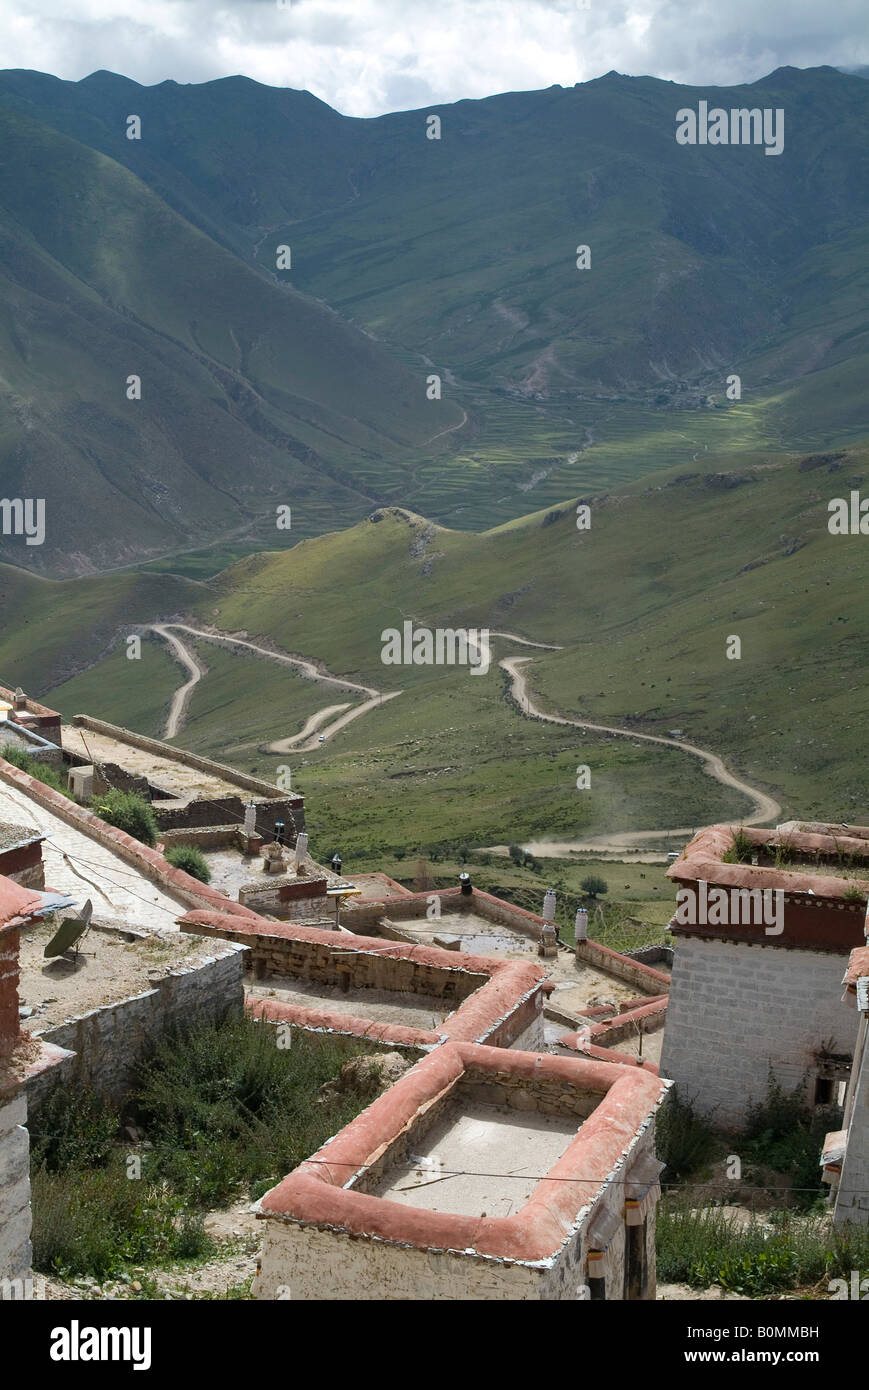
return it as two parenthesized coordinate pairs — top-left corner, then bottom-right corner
(506, 1012), (545, 1051)
(0, 1090), (31, 1282)
(835, 1014), (869, 1226)
(660, 936), (858, 1128)
(253, 1126), (657, 1301)
(27, 947), (245, 1107)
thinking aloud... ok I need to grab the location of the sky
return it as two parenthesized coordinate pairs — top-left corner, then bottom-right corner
(2, 0), (868, 117)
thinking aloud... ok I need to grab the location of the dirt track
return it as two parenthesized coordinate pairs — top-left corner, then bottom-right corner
(500, 647), (780, 852)
(151, 622), (779, 845)
(149, 623), (400, 749)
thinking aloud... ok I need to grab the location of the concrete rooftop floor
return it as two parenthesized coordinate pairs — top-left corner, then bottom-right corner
(373, 1099), (578, 1218)
(377, 911), (643, 1014)
(0, 779), (189, 931)
(63, 726), (246, 801)
(18, 918), (218, 1032)
(246, 977), (455, 1028)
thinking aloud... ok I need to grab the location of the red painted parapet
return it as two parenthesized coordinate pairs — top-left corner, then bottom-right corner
(258, 1041), (669, 1262)
(668, 823), (869, 952)
(558, 1033), (661, 1075)
(182, 906), (547, 1050)
(247, 995), (438, 1051)
(0, 877), (51, 1056)
(0, 756), (260, 920)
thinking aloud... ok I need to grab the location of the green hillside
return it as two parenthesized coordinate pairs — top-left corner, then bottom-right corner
(0, 104), (462, 576)
(0, 441), (859, 855)
(2, 65), (869, 569)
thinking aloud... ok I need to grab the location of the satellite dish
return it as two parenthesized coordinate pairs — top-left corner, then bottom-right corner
(44, 900), (93, 959)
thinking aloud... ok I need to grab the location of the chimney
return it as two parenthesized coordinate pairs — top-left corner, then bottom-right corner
(542, 889), (556, 922)
(459, 872), (472, 896)
(574, 907), (589, 945)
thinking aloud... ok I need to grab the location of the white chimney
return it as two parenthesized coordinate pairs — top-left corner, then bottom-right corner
(542, 889), (556, 922)
(574, 908), (588, 943)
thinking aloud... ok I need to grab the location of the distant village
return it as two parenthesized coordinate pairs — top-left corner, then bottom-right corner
(0, 680), (866, 1300)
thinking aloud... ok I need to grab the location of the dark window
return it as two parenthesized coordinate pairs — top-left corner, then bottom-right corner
(814, 1076), (835, 1106)
(626, 1218), (648, 1300)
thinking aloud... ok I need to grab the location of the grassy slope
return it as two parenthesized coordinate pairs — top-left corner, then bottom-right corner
(14, 439), (862, 853)
(0, 105), (462, 575)
(2, 67), (869, 556)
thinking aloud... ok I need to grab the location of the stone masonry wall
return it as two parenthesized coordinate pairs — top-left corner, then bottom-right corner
(248, 933), (487, 1005)
(254, 1122), (658, 1301)
(835, 1015), (869, 1226)
(660, 936), (859, 1128)
(0, 1090), (31, 1282)
(26, 948), (245, 1108)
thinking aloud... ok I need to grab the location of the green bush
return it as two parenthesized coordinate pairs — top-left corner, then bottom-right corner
(580, 874), (609, 899)
(656, 1088), (716, 1180)
(657, 1202), (869, 1295)
(743, 1075), (839, 1208)
(92, 789), (158, 847)
(722, 827), (754, 863)
(32, 1160), (209, 1279)
(0, 744), (70, 797)
(164, 844), (211, 883)
(28, 1084), (119, 1172)
(130, 1015), (375, 1207)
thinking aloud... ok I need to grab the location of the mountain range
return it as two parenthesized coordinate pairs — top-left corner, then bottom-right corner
(1, 64), (869, 573)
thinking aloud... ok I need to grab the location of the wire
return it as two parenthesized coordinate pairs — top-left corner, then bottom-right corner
(27, 1128), (869, 1197)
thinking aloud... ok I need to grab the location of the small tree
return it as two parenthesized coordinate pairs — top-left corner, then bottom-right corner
(93, 790), (158, 847)
(508, 843), (523, 865)
(165, 844), (211, 884)
(580, 874), (608, 900)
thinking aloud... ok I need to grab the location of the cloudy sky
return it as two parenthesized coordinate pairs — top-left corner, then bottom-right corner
(3, 0), (867, 116)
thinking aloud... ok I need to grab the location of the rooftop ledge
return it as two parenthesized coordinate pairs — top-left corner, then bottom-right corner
(180, 907), (547, 1050)
(254, 1041), (669, 1264)
(668, 823), (869, 902)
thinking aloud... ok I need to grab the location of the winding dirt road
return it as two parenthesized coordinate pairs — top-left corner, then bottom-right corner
(149, 623), (401, 750)
(151, 624), (206, 739)
(151, 621), (778, 848)
(499, 646), (780, 852)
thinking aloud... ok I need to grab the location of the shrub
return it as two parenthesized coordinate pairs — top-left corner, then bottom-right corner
(656, 1088), (716, 1180)
(32, 1161), (209, 1279)
(743, 1074), (839, 1208)
(657, 1202), (869, 1295)
(0, 745), (70, 797)
(164, 844), (211, 883)
(130, 1015), (374, 1207)
(580, 874), (608, 899)
(722, 827), (754, 863)
(28, 1083), (119, 1172)
(92, 789), (158, 847)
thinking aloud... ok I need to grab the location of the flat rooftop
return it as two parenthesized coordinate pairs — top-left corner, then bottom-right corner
(668, 823), (869, 951)
(670, 822), (869, 898)
(63, 726), (246, 802)
(182, 906), (546, 1051)
(372, 1099), (578, 1218)
(248, 978), (454, 1029)
(18, 914), (225, 1033)
(0, 777), (190, 931)
(371, 908), (646, 1017)
(258, 1042), (670, 1264)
